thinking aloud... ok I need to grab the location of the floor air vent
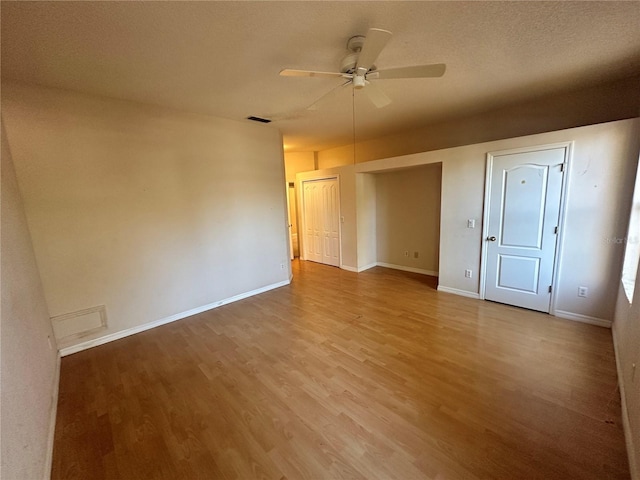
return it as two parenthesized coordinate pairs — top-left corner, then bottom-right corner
(51, 305), (107, 345)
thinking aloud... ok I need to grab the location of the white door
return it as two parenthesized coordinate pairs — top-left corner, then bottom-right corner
(484, 147), (566, 312)
(303, 178), (340, 267)
(320, 180), (340, 266)
(303, 181), (322, 263)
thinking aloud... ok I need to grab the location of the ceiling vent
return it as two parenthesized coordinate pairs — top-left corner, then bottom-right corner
(246, 116), (272, 123)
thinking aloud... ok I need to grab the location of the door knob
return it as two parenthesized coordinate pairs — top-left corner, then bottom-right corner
(487, 236), (497, 242)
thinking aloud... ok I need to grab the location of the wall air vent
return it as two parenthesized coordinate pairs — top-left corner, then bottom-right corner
(246, 116), (272, 124)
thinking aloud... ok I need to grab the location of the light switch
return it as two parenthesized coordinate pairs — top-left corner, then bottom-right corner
(467, 219), (475, 229)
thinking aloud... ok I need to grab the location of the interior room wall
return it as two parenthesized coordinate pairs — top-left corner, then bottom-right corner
(356, 173), (377, 270)
(614, 275), (640, 479)
(301, 118), (639, 323)
(284, 151), (315, 183)
(358, 118), (640, 324)
(318, 148), (355, 170)
(2, 82), (291, 352)
(375, 164), (441, 275)
(1, 120), (59, 480)
(317, 75), (640, 167)
(613, 149), (640, 478)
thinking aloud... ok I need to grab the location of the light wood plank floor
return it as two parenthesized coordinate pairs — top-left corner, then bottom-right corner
(52, 260), (630, 479)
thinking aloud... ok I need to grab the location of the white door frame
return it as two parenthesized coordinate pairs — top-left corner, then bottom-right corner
(479, 142), (573, 315)
(286, 182), (294, 261)
(299, 175), (342, 266)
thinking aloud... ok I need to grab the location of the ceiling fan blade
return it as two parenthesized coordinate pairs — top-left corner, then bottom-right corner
(364, 81), (391, 108)
(371, 63), (446, 80)
(307, 80), (352, 111)
(279, 69), (345, 78)
(356, 28), (392, 71)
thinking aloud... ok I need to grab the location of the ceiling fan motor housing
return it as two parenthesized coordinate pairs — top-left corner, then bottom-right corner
(340, 52), (359, 74)
(341, 35), (374, 74)
(340, 53), (376, 75)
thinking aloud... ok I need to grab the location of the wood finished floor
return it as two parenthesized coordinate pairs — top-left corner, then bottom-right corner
(52, 260), (630, 480)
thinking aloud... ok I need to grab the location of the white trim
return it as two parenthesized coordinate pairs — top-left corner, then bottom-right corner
(340, 264), (359, 272)
(376, 262), (438, 277)
(59, 279), (290, 357)
(44, 353), (61, 480)
(612, 326), (639, 480)
(553, 310), (611, 328)
(480, 142), (573, 314)
(357, 262), (378, 272)
(548, 142), (573, 316)
(286, 181), (294, 261)
(437, 285), (481, 299)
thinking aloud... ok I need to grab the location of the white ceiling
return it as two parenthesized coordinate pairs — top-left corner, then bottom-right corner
(2, 1), (639, 152)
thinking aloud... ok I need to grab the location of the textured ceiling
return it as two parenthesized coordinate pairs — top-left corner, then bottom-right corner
(2, 1), (639, 152)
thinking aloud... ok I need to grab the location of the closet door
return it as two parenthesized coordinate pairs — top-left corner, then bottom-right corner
(302, 178), (340, 266)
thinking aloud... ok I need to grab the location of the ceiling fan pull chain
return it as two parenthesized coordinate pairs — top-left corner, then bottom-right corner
(352, 86), (356, 165)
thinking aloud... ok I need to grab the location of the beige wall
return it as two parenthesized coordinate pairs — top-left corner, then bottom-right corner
(614, 281), (640, 479)
(302, 118), (639, 324)
(375, 164), (441, 274)
(613, 147), (640, 477)
(356, 173), (377, 270)
(317, 75), (640, 167)
(2, 83), (290, 351)
(1, 120), (59, 479)
(360, 119), (640, 322)
(318, 147), (354, 170)
(284, 151), (315, 183)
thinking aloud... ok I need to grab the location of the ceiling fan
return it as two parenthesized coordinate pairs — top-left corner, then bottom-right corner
(280, 28), (446, 109)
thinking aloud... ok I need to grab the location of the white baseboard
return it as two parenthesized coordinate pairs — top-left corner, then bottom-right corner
(612, 326), (639, 480)
(340, 264), (359, 272)
(553, 310), (611, 328)
(376, 262), (438, 277)
(341, 262), (439, 276)
(437, 285), (481, 299)
(45, 353), (61, 479)
(340, 263), (377, 272)
(357, 262), (377, 272)
(59, 279), (291, 357)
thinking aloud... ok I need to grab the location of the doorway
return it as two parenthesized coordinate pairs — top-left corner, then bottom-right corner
(301, 177), (340, 267)
(287, 183), (299, 259)
(481, 144), (569, 313)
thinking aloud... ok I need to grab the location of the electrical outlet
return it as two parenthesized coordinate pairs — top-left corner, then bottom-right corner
(413, 251), (419, 258)
(280, 263), (285, 269)
(578, 286), (588, 297)
(404, 251), (409, 257)
(465, 269), (472, 278)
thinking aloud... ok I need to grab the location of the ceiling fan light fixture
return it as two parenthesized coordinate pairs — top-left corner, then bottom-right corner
(353, 74), (366, 89)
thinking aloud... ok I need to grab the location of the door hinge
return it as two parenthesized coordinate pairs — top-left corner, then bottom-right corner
(549, 285), (552, 293)
(560, 163), (566, 172)
(554, 226), (558, 234)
